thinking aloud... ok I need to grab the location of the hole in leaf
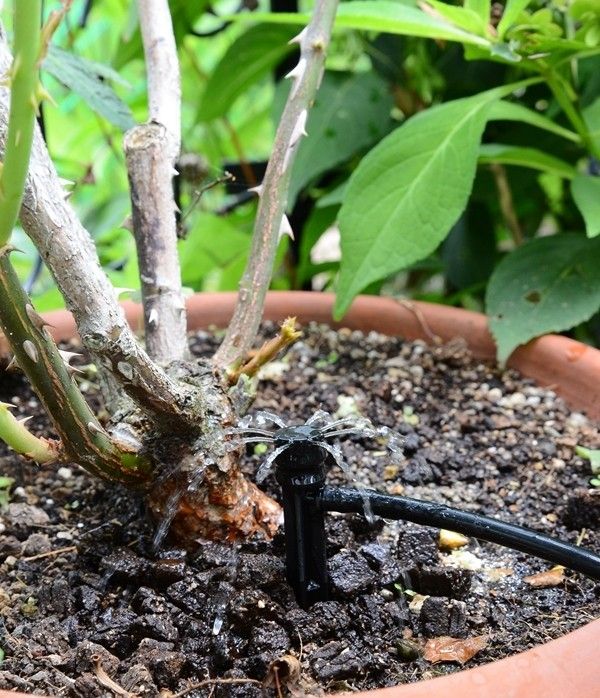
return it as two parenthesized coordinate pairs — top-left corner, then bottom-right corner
(525, 291), (541, 303)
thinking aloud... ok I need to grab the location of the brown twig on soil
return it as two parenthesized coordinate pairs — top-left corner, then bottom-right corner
(92, 654), (136, 697)
(226, 316), (302, 385)
(161, 677), (263, 698)
(397, 300), (441, 344)
(22, 545), (77, 562)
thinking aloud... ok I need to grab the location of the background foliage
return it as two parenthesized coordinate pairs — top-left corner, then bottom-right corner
(3, 0), (600, 362)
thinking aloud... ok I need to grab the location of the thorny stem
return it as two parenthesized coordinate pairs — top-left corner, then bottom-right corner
(0, 28), (198, 428)
(125, 0), (188, 363)
(0, 0), (42, 246)
(0, 252), (151, 484)
(213, 0), (340, 369)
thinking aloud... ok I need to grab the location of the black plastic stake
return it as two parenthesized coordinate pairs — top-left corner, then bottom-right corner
(273, 425), (330, 607)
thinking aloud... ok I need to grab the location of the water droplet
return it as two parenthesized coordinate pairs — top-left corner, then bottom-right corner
(256, 444), (289, 483)
(153, 489), (182, 551)
(254, 410), (286, 427)
(306, 409), (333, 426)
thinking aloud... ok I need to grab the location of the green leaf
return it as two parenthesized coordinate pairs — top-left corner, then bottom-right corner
(179, 212), (251, 290)
(280, 72), (393, 205)
(571, 174), (600, 238)
(575, 445), (600, 474)
(317, 180), (349, 208)
(425, 0), (488, 35)
(465, 0), (491, 23)
(237, 2), (493, 47)
(334, 82), (534, 318)
(488, 100), (580, 142)
(478, 144), (576, 178)
(497, 0), (534, 38)
(583, 96), (600, 152)
(198, 24), (297, 121)
(486, 234), (600, 363)
(43, 45), (135, 131)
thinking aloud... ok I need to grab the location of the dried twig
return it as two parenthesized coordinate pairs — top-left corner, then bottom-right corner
(227, 317), (302, 384)
(92, 654), (136, 697)
(161, 677), (262, 698)
(490, 163), (523, 246)
(22, 545), (77, 562)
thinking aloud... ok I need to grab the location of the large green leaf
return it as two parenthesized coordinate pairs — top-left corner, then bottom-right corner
(238, 2), (492, 47)
(279, 72), (393, 205)
(465, 0), (491, 23)
(486, 234), (600, 363)
(488, 100), (579, 142)
(571, 174), (600, 238)
(43, 45), (135, 131)
(334, 86), (520, 318)
(478, 144), (576, 178)
(198, 24), (297, 121)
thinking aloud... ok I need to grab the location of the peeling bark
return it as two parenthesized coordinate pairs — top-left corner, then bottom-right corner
(127, 0), (187, 363)
(125, 124), (188, 363)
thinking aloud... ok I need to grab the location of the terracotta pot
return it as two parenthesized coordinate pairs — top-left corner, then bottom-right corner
(1, 290), (599, 698)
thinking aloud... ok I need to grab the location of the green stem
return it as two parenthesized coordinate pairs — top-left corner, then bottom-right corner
(0, 402), (57, 463)
(0, 250), (151, 485)
(0, 0), (42, 246)
(546, 72), (599, 159)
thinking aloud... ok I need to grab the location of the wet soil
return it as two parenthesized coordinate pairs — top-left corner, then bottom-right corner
(0, 324), (599, 696)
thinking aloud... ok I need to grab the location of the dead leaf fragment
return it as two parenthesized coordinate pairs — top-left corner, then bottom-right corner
(423, 635), (488, 665)
(524, 565), (565, 588)
(264, 654), (301, 690)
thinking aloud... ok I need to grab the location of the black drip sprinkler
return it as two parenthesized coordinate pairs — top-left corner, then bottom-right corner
(269, 423), (600, 609)
(273, 425), (331, 607)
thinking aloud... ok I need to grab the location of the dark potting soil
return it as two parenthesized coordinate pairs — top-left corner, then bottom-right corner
(0, 323), (599, 697)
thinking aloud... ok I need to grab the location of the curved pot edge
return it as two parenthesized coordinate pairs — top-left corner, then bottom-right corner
(0, 290), (598, 698)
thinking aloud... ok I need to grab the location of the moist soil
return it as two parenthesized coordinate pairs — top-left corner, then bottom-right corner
(0, 323), (599, 697)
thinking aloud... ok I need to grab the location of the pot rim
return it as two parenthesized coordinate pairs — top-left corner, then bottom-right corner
(1, 290), (598, 698)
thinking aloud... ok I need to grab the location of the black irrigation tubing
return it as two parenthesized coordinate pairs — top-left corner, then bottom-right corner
(318, 486), (600, 582)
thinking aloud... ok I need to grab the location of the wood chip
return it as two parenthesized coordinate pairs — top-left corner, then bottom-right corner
(423, 635), (488, 665)
(524, 565), (565, 588)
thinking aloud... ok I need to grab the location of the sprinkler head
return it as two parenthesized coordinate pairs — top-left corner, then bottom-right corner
(274, 425), (329, 471)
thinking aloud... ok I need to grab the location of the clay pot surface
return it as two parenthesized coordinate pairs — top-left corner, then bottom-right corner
(1, 290), (599, 697)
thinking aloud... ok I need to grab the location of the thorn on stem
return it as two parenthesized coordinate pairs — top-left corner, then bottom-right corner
(25, 303), (53, 333)
(278, 215), (294, 242)
(22, 340), (38, 363)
